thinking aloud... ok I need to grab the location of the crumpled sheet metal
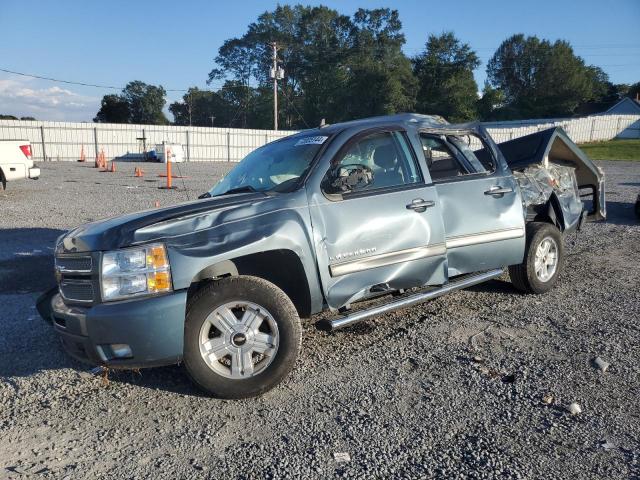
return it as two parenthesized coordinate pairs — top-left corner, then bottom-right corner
(514, 164), (580, 208)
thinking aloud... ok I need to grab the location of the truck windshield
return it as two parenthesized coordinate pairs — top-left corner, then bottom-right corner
(209, 134), (329, 196)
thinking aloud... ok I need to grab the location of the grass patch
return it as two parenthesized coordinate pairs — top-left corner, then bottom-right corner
(578, 139), (640, 161)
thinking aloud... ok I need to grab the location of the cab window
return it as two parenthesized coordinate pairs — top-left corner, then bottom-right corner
(331, 131), (422, 191)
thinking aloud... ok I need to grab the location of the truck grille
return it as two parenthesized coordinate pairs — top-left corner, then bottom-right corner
(60, 280), (94, 303)
(55, 253), (98, 304)
(55, 256), (92, 273)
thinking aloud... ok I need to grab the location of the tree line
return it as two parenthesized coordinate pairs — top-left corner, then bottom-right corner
(94, 5), (640, 129)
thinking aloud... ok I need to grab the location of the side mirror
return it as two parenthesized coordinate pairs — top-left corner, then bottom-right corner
(329, 164), (374, 193)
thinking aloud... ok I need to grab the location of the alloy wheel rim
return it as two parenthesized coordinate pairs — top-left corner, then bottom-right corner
(198, 301), (279, 379)
(534, 237), (558, 282)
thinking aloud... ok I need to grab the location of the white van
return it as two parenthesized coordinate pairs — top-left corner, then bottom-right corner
(0, 140), (40, 189)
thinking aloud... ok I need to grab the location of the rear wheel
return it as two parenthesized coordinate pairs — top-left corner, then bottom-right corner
(184, 276), (301, 399)
(509, 222), (564, 294)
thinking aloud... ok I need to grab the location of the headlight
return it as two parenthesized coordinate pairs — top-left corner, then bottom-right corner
(101, 243), (172, 301)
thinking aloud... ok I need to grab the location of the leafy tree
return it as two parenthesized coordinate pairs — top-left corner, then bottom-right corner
(122, 81), (168, 125)
(413, 32), (480, 122)
(0, 114), (18, 120)
(486, 34), (609, 118)
(476, 83), (505, 120)
(94, 94), (129, 123)
(344, 8), (417, 119)
(94, 82), (167, 124)
(169, 87), (238, 127)
(627, 82), (640, 101)
(208, 5), (416, 128)
(20, 116), (36, 121)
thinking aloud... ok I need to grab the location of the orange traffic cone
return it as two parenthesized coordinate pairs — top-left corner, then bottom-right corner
(134, 167), (144, 177)
(79, 146), (86, 162)
(109, 161), (116, 173)
(154, 200), (160, 208)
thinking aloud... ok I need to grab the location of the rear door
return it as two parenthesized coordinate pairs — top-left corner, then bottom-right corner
(307, 127), (448, 309)
(418, 129), (525, 276)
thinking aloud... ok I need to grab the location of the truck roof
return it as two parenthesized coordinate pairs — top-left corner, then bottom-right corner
(290, 113), (480, 138)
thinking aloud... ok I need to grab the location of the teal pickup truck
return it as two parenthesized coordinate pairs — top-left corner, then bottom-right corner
(39, 114), (605, 399)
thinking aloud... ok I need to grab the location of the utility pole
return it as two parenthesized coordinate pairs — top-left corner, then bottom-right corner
(269, 42), (285, 131)
(271, 42), (278, 131)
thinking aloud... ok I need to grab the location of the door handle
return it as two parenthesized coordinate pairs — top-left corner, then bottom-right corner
(406, 198), (436, 212)
(484, 186), (513, 196)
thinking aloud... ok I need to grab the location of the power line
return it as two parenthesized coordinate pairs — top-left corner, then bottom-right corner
(0, 67), (259, 93)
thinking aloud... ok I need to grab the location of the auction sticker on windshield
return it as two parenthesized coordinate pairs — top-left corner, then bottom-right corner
(295, 136), (328, 146)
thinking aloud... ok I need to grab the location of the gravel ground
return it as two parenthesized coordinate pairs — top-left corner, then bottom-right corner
(0, 160), (639, 479)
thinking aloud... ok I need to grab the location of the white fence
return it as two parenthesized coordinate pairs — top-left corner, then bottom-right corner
(1, 113), (638, 163)
(0, 120), (295, 163)
(484, 114), (640, 143)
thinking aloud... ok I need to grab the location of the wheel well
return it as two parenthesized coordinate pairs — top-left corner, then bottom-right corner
(188, 250), (312, 318)
(527, 195), (565, 232)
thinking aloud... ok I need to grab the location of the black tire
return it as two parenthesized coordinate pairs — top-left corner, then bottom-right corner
(508, 222), (564, 294)
(0, 169), (6, 190)
(184, 276), (301, 399)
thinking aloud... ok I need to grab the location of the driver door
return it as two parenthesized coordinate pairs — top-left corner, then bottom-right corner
(307, 128), (448, 310)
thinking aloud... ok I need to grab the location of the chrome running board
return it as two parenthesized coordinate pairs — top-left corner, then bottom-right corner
(324, 269), (504, 331)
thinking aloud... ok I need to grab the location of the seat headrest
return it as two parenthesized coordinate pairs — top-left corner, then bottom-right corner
(373, 144), (397, 169)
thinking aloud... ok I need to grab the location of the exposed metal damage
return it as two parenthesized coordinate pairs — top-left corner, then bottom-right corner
(498, 127), (606, 232)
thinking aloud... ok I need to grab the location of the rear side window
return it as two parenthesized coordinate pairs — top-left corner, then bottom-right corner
(420, 133), (495, 182)
(449, 134), (495, 173)
(332, 131), (422, 191)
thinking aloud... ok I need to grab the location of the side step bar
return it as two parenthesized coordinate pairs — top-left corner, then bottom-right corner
(324, 269), (504, 331)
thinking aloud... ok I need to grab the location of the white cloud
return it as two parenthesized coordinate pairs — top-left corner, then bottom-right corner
(0, 78), (100, 121)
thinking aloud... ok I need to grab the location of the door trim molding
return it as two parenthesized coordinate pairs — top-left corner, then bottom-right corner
(329, 243), (446, 277)
(445, 226), (524, 249)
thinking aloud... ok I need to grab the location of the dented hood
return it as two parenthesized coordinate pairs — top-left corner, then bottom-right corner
(498, 127), (606, 219)
(56, 192), (270, 253)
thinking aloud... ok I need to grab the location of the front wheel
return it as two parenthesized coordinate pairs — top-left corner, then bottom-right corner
(509, 222), (564, 294)
(184, 276), (301, 399)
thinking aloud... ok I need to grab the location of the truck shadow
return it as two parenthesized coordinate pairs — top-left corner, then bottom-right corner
(0, 228), (61, 294)
(0, 227), (70, 377)
(107, 366), (206, 397)
(466, 279), (518, 296)
(604, 200), (638, 226)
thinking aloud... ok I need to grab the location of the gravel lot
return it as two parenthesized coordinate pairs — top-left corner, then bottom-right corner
(1, 160), (639, 479)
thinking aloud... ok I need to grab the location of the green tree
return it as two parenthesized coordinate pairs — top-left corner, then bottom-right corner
(344, 8), (417, 119)
(0, 114), (18, 120)
(94, 82), (167, 124)
(169, 87), (238, 127)
(413, 32), (480, 122)
(94, 94), (129, 123)
(476, 83), (505, 120)
(486, 34), (609, 118)
(208, 5), (417, 128)
(122, 81), (168, 125)
(627, 82), (640, 101)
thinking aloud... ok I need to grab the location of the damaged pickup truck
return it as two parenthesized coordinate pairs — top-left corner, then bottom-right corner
(39, 114), (605, 399)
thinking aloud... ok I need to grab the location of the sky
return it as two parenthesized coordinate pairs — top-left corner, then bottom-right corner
(0, 0), (638, 122)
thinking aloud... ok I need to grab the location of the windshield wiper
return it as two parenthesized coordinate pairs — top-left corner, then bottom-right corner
(216, 185), (259, 196)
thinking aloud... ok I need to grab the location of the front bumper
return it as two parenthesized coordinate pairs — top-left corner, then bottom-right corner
(47, 290), (187, 368)
(28, 167), (40, 179)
